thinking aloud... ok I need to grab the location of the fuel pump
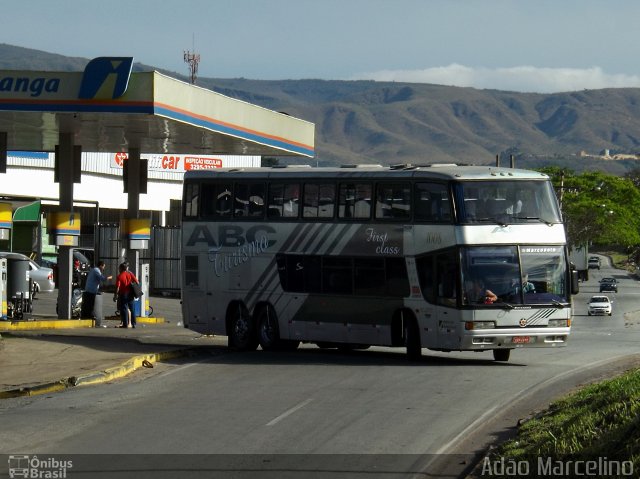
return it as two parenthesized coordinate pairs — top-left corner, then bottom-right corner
(133, 263), (150, 318)
(0, 258), (7, 320)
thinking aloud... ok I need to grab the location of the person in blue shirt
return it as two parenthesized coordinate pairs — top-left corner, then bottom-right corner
(81, 261), (112, 325)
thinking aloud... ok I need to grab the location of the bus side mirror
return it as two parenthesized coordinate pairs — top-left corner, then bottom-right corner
(571, 270), (580, 295)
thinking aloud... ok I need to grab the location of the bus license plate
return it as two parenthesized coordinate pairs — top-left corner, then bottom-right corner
(512, 336), (531, 344)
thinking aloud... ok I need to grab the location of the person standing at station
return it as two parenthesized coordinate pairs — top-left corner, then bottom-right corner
(81, 260), (112, 325)
(114, 262), (138, 328)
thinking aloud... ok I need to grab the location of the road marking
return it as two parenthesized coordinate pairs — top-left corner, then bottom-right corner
(152, 357), (210, 380)
(266, 398), (314, 426)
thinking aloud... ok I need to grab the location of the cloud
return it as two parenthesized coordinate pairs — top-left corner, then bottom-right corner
(350, 64), (640, 93)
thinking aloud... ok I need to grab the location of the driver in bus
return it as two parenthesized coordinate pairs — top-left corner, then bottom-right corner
(465, 278), (498, 304)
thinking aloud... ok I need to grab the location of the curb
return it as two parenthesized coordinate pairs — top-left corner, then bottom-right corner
(0, 319), (94, 331)
(0, 317), (164, 331)
(0, 347), (199, 399)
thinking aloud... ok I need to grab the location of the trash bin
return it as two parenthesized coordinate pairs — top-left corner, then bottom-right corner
(133, 297), (141, 318)
(94, 292), (104, 327)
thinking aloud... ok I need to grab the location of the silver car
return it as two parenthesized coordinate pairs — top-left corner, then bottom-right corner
(0, 252), (55, 296)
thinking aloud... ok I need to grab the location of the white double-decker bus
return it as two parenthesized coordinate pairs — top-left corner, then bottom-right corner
(181, 164), (576, 362)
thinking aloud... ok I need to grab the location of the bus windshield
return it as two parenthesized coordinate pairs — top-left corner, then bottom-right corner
(461, 245), (568, 306)
(454, 180), (561, 225)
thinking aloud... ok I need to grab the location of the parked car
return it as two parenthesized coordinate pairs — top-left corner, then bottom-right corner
(588, 295), (613, 316)
(588, 256), (601, 269)
(599, 277), (618, 293)
(0, 251), (55, 296)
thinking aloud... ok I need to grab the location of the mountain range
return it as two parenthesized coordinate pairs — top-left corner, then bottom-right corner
(2, 43), (640, 175)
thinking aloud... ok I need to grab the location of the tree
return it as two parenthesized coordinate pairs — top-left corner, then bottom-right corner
(538, 168), (640, 252)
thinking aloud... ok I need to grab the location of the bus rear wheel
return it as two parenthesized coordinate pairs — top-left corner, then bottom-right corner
(257, 306), (280, 350)
(493, 349), (511, 362)
(257, 306), (300, 351)
(229, 306), (258, 351)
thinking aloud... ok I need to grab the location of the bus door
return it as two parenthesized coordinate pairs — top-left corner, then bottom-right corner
(434, 251), (460, 350)
(182, 253), (211, 332)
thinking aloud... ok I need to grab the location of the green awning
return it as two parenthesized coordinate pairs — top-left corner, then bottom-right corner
(13, 201), (41, 222)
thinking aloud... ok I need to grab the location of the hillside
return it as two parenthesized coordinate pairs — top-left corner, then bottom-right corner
(2, 43), (640, 173)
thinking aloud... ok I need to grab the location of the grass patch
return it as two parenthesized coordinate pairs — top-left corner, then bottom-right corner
(478, 368), (640, 477)
(592, 249), (637, 273)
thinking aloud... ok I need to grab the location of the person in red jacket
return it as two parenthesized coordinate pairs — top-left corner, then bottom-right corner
(114, 262), (138, 328)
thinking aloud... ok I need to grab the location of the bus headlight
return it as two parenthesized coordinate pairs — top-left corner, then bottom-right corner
(465, 321), (496, 330)
(548, 319), (569, 327)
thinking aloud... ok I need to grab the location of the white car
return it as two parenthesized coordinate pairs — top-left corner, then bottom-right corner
(588, 295), (612, 316)
(0, 251), (55, 296)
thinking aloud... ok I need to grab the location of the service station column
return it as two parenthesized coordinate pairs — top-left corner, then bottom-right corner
(55, 132), (79, 319)
(123, 147), (143, 278)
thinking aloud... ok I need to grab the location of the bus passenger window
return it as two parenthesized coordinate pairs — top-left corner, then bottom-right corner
(303, 183), (335, 219)
(415, 183), (451, 223)
(386, 257), (410, 297)
(184, 183), (199, 218)
(415, 255), (435, 303)
(303, 184), (320, 218)
(339, 183), (372, 219)
(375, 183), (410, 220)
(283, 183), (300, 218)
(354, 258), (386, 296)
(435, 251), (458, 307)
(322, 257), (353, 294)
(318, 184), (335, 218)
(216, 187), (233, 217)
(235, 183), (265, 218)
(268, 183), (300, 218)
(268, 184), (284, 218)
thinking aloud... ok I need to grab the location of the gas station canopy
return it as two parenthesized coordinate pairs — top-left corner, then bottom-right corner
(0, 57), (315, 157)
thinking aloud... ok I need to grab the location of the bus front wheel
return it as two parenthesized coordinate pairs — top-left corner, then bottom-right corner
(493, 349), (511, 362)
(229, 306), (258, 351)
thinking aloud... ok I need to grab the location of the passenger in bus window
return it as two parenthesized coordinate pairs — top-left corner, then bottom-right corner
(512, 273), (536, 295)
(465, 278), (498, 304)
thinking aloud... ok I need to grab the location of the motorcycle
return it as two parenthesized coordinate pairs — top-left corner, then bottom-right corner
(55, 268), (86, 319)
(70, 286), (83, 319)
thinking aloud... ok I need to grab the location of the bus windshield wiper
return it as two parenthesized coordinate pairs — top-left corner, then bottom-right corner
(513, 216), (553, 226)
(498, 301), (515, 310)
(551, 299), (568, 308)
(477, 217), (509, 227)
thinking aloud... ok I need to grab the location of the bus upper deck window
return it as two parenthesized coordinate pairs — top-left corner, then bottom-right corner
(339, 183), (372, 219)
(235, 183), (265, 218)
(415, 183), (451, 223)
(303, 183), (336, 219)
(184, 183), (199, 218)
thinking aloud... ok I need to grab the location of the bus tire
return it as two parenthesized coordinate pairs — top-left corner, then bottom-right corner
(493, 349), (511, 362)
(229, 306), (258, 351)
(404, 314), (422, 361)
(257, 305), (280, 351)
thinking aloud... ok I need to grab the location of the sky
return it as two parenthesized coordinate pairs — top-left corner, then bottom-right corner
(5, 0), (640, 93)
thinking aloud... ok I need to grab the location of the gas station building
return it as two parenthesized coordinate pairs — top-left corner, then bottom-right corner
(0, 57), (315, 318)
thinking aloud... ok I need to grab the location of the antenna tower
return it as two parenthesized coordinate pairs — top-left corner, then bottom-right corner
(183, 50), (200, 85)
